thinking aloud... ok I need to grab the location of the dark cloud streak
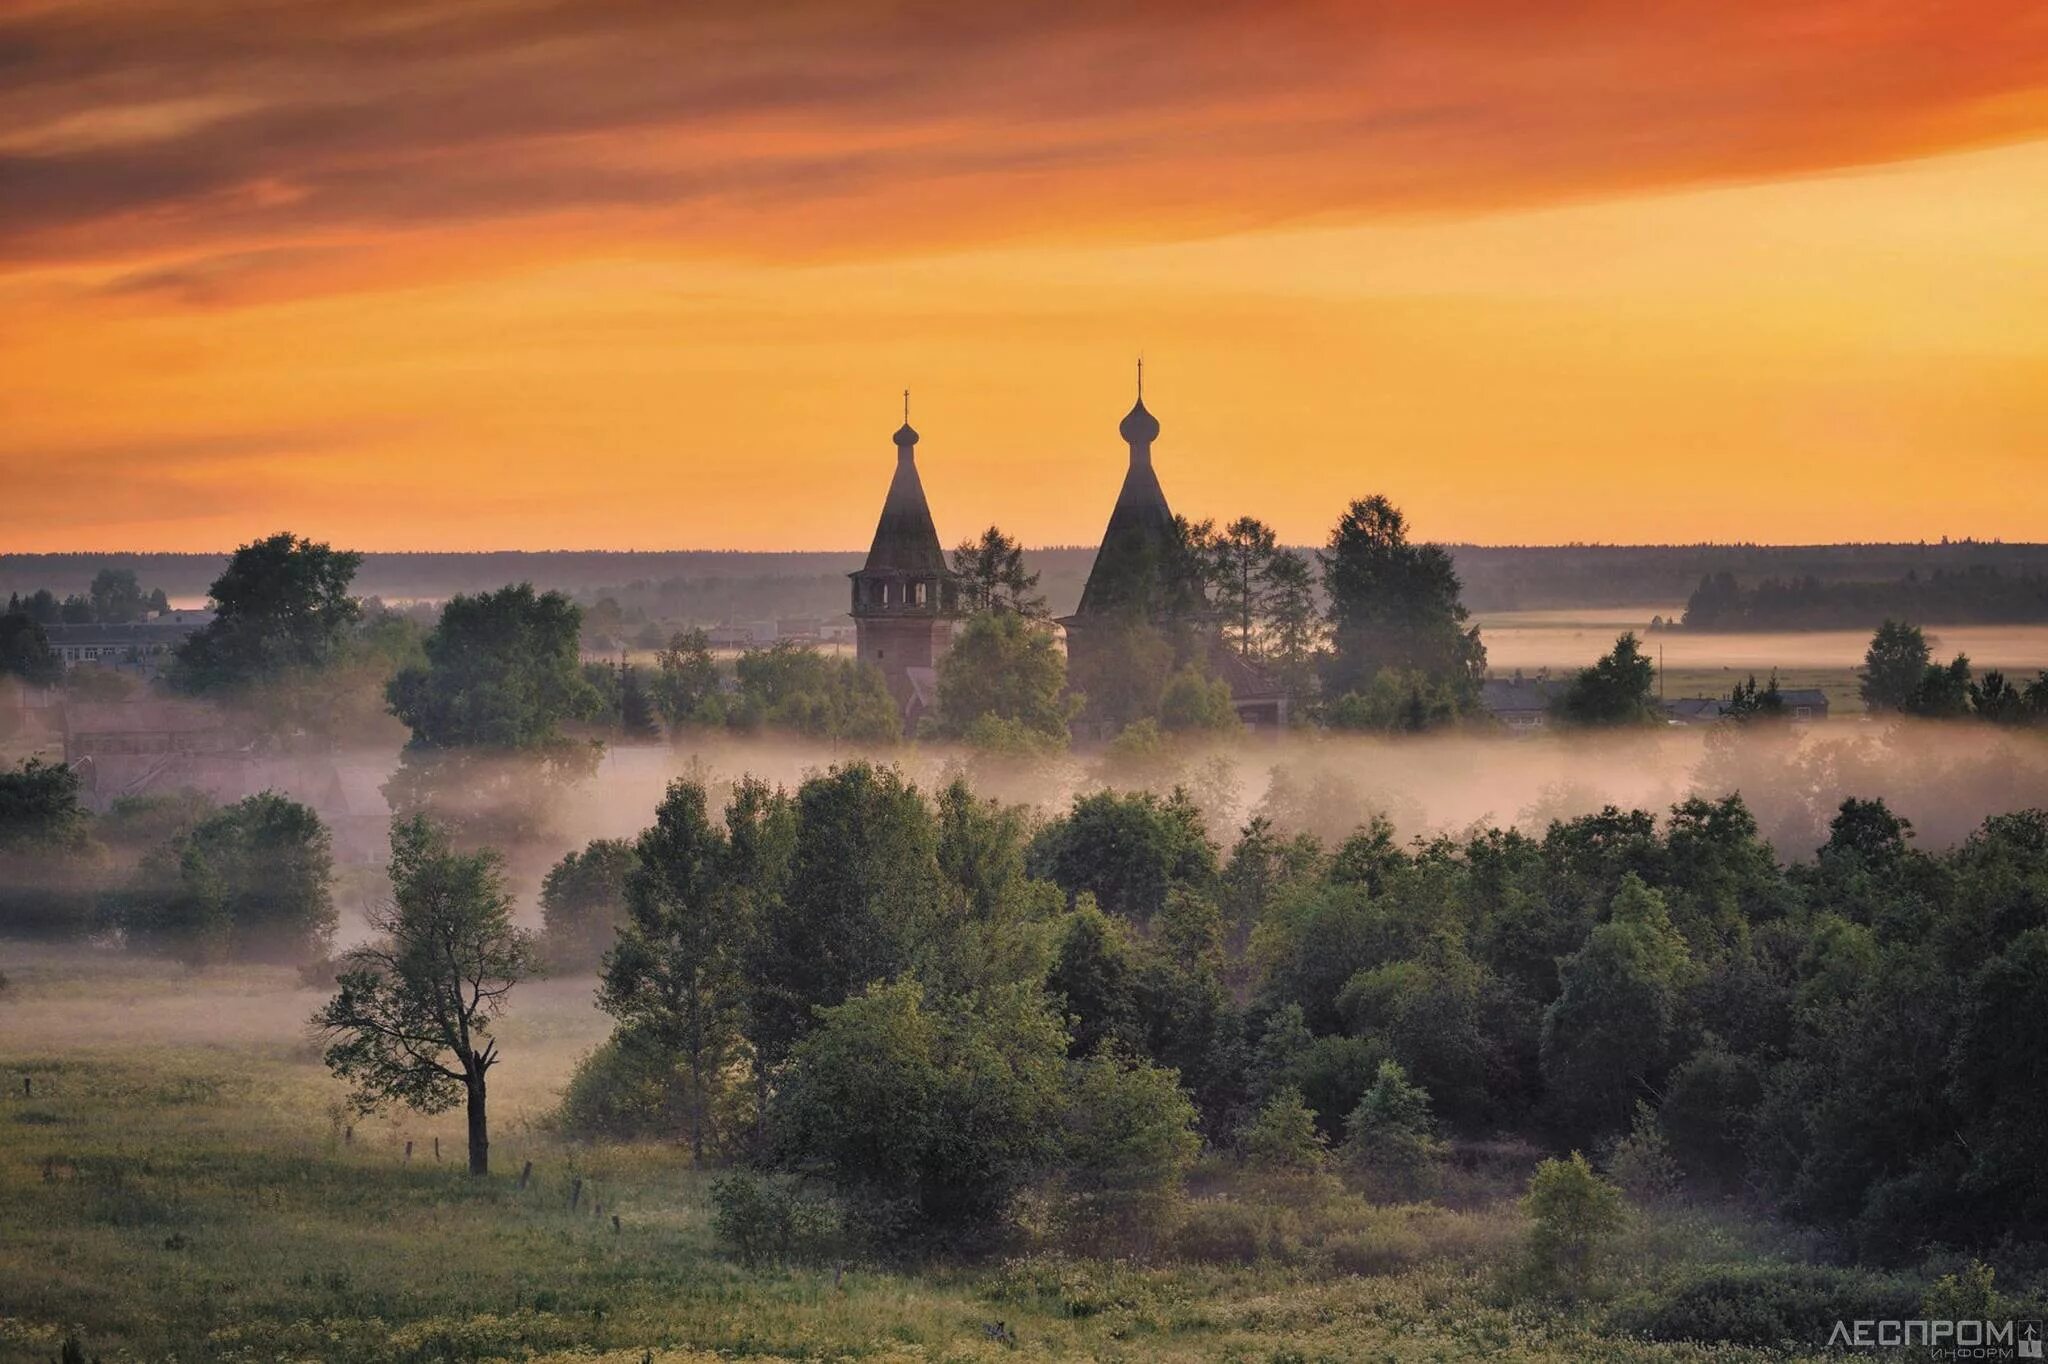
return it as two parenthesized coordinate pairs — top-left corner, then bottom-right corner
(4, 0), (2045, 275)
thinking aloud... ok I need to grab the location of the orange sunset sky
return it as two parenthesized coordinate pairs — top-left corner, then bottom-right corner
(3, 0), (2047, 553)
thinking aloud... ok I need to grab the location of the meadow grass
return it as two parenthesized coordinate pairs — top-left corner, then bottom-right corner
(0, 948), (1840, 1363)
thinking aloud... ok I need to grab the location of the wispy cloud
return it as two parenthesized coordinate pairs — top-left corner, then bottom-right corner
(3, 0), (2044, 280)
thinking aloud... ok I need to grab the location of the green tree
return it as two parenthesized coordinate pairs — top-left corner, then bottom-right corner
(1521, 1152), (1626, 1298)
(1343, 1059), (1446, 1195)
(1028, 788), (1218, 924)
(617, 660), (661, 741)
(1946, 927), (2048, 1232)
(1604, 1099), (1682, 1201)
(1207, 516), (1278, 659)
(0, 614), (62, 687)
(1540, 874), (1693, 1137)
(313, 816), (535, 1175)
(0, 759), (96, 923)
(1157, 663), (1239, 733)
(1319, 495), (1484, 701)
(651, 628), (721, 728)
(1969, 669), (2031, 725)
(384, 584), (604, 840)
(1046, 899), (1143, 1058)
(386, 584), (599, 749)
(1059, 1047), (1201, 1245)
(599, 781), (750, 1163)
(1065, 617), (1176, 734)
(1660, 1041), (1763, 1186)
(771, 979), (1068, 1234)
(116, 792), (335, 965)
(1553, 632), (1660, 726)
(87, 568), (148, 624)
(729, 641), (900, 742)
(1261, 548), (1322, 707)
(0, 753), (88, 851)
(173, 532), (364, 693)
(1724, 672), (1785, 722)
(931, 610), (1073, 744)
(748, 763), (943, 1068)
(1906, 653), (1973, 718)
(1860, 619), (1931, 713)
(539, 837), (637, 971)
(1324, 666), (1463, 732)
(950, 525), (1046, 616)
(1240, 1085), (1328, 1172)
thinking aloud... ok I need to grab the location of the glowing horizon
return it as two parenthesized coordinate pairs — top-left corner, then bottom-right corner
(5, 2), (2047, 553)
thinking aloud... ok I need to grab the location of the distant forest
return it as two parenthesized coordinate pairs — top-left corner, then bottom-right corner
(9, 540), (2048, 621)
(1680, 567), (2048, 632)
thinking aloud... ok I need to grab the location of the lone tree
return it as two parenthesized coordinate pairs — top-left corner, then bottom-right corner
(1319, 495), (1484, 702)
(172, 531), (363, 693)
(313, 816), (534, 1175)
(951, 525), (1046, 616)
(1860, 619), (1931, 713)
(1553, 632), (1660, 726)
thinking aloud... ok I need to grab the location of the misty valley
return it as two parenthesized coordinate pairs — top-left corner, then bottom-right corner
(5, 519), (2048, 1364)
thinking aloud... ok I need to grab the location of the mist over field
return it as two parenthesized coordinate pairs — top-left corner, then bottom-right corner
(321, 718), (2048, 950)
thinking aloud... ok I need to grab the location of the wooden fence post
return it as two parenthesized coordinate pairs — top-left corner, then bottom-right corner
(518, 1160), (533, 1191)
(405, 1140), (413, 1163)
(569, 1177), (582, 1212)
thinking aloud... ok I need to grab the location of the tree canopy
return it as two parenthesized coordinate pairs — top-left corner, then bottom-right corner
(173, 532), (363, 693)
(1319, 496), (1484, 704)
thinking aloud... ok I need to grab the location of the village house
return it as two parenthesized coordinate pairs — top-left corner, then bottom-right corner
(40, 614), (211, 674)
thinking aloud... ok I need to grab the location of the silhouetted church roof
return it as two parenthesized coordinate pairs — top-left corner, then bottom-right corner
(1074, 367), (1182, 619)
(859, 398), (951, 577)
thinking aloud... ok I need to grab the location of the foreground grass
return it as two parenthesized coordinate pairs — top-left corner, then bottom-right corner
(0, 951), (1832, 1363)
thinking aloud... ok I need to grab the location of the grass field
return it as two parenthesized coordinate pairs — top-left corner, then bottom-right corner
(0, 945), (1882, 1364)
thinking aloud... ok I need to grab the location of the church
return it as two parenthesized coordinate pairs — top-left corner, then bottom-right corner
(850, 374), (1288, 735)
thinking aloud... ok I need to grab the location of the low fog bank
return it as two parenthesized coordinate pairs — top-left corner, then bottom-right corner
(1479, 622), (2048, 673)
(76, 720), (2045, 951)
(556, 718), (2048, 870)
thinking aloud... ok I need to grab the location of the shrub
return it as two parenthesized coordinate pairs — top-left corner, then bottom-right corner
(1921, 1259), (2005, 1324)
(114, 792), (335, 964)
(555, 1033), (676, 1141)
(708, 1172), (843, 1268)
(1241, 1087), (1328, 1173)
(1342, 1060), (1446, 1198)
(1607, 1262), (1921, 1347)
(1164, 1198), (1302, 1266)
(1520, 1152), (1626, 1299)
(769, 980), (1068, 1235)
(1604, 1100), (1681, 1202)
(1057, 1048), (1201, 1251)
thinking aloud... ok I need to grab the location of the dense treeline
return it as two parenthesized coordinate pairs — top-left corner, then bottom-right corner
(539, 763), (2046, 1267)
(1682, 568), (2048, 631)
(14, 541), (2048, 622)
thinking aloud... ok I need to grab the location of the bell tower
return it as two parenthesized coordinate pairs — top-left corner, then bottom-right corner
(850, 393), (962, 731)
